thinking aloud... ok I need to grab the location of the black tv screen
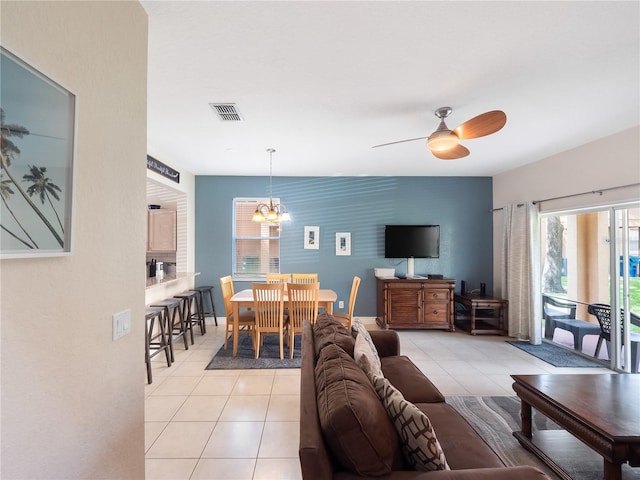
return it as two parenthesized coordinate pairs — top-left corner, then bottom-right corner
(385, 225), (440, 259)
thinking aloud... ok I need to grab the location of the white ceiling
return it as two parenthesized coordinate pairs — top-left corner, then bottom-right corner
(142, 1), (639, 177)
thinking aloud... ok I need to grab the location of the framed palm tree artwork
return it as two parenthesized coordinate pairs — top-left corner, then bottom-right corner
(1, 47), (75, 258)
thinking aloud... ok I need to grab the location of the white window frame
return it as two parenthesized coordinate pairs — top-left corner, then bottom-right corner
(232, 197), (281, 281)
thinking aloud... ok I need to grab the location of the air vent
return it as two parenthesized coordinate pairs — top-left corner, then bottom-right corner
(209, 103), (243, 122)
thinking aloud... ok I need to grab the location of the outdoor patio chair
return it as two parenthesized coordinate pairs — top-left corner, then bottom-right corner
(587, 303), (640, 373)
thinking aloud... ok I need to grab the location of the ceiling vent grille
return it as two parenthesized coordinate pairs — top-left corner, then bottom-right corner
(209, 103), (243, 122)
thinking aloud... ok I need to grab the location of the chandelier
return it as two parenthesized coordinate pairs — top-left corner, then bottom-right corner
(252, 148), (291, 223)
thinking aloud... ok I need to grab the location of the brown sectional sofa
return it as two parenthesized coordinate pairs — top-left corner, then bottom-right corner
(299, 316), (549, 480)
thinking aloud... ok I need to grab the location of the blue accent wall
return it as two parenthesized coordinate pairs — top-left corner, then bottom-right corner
(195, 176), (493, 317)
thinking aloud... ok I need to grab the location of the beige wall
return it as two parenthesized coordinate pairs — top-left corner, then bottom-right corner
(1, 2), (147, 478)
(492, 126), (640, 294)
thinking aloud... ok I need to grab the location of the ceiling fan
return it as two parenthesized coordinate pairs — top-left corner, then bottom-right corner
(372, 107), (507, 160)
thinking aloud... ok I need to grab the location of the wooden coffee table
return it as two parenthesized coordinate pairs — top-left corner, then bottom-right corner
(512, 374), (640, 480)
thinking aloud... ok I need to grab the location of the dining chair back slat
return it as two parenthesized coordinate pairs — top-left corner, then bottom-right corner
(286, 282), (319, 358)
(266, 273), (292, 284)
(334, 276), (361, 328)
(292, 273), (318, 284)
(252, 282), (286, 359)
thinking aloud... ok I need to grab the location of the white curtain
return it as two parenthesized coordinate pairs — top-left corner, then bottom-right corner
(500, 202), (541, 343)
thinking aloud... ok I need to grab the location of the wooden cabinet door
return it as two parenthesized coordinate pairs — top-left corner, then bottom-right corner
(148, 210), (176, 251)
(386, 283), (422, 326)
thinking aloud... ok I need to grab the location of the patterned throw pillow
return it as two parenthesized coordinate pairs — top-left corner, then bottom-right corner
(371, 375), (450, 471)
(354, 332), (383, 377)
(351, 319), (381, 372)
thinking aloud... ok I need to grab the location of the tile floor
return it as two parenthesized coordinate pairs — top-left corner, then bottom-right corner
(144, 320), (608, 480)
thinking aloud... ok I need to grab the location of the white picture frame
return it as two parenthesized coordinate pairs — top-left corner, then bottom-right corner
(1, 48), (76, 258)
(304, 226), (319, 249)
(336, 232), (351, 256)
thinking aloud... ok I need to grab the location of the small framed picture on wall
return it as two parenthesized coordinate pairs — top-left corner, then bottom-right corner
(304, 226), (319, 249)
(335, 232), (351, 256)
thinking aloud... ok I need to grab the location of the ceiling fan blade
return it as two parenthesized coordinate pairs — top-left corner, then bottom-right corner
(431, 144), (470, 160)
(372, 136), (428, 148)
(453, 110), (506, 140)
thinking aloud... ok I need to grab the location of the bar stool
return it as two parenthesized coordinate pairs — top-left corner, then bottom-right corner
(150, 297), (188, 362)
(194, 285), (217, 327)
(145, 306), (171, 384)
(173, 291), (202, 344)
(187, 289), (207, 335)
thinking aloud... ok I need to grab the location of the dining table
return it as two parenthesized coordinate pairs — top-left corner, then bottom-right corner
(229, 288), (337, 357)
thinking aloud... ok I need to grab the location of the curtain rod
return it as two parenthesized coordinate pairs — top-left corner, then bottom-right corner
(490, 182), (640, 212)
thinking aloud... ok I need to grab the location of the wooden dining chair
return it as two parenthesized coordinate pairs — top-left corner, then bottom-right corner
(292, 273), (318, 284)
(220, 275), (255, 350)
(334, 276), (361, 328)
(286, 282), (319, 358)
(252, 282), (286, 359)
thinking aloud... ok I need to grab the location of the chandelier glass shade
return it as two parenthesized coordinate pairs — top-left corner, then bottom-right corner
(252, 148), (291, 223)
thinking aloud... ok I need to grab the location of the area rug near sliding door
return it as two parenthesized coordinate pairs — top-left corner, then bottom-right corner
(507, 340), (605, 368)
(206, 334), (301, 370)
(447, 396), (640, 480)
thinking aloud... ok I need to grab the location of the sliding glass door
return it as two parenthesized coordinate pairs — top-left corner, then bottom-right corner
(540, 203), (639, 372)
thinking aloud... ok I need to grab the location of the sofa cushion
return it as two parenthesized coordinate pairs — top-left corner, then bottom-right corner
(354, 331), (383, 377)
(315, 343), (400, 476)
(372, 375), (450, 471)
(313, 312), (355, 358)
(351, 319), (382, 369)
(381, 356), (446, 405)
(417, 402), (505, 470)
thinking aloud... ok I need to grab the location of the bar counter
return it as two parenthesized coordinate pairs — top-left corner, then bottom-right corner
(145, 272), (200, 289)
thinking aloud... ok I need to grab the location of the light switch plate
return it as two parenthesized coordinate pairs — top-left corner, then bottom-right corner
(113, 309), (132, 340)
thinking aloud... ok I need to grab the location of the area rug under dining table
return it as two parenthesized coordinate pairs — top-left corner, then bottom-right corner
(206, 334), (302, 370)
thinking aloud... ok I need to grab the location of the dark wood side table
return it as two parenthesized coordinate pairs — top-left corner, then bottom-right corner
(512, 374), (640, 480)
(454, 293), (507, 335)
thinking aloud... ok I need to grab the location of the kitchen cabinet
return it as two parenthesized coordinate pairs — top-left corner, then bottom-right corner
(147, 209), (176, 252)
(376, 278), (455, 330)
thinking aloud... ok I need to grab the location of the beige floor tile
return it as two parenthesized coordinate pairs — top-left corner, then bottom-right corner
(172, 395), (228, 422)
(151, 375), (202, 396)
(231, 375), (274, 395)
(253, 458), (302, 480)
(145, 422), (168, 452)
(145, 395), (187, 422)
(185, 348), (220, 362)
(191, 458), (256, 479)
(275, 368), (301, 376)
(201, 421), (264, 458)
(219, 395), (270, 422)
(271, 375), (300, 395)
(145, 459), (198, 480)
(146, 421), (216, 458)
(169, 361), (209, 377)
(192, 375), (239, 395)
(258, 422), (299, 458)
(451, 374), (512, 396)
(426, 375), (469, 395)
(266, 395), (300, 421)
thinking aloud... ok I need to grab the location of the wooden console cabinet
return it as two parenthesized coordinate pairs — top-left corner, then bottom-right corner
(376, 278), (455, 331)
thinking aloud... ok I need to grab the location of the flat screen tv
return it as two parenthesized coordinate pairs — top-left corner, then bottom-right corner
(384, 225), (440, 259)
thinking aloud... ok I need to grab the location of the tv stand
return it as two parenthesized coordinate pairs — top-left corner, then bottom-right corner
(376, 277), (455, 331)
